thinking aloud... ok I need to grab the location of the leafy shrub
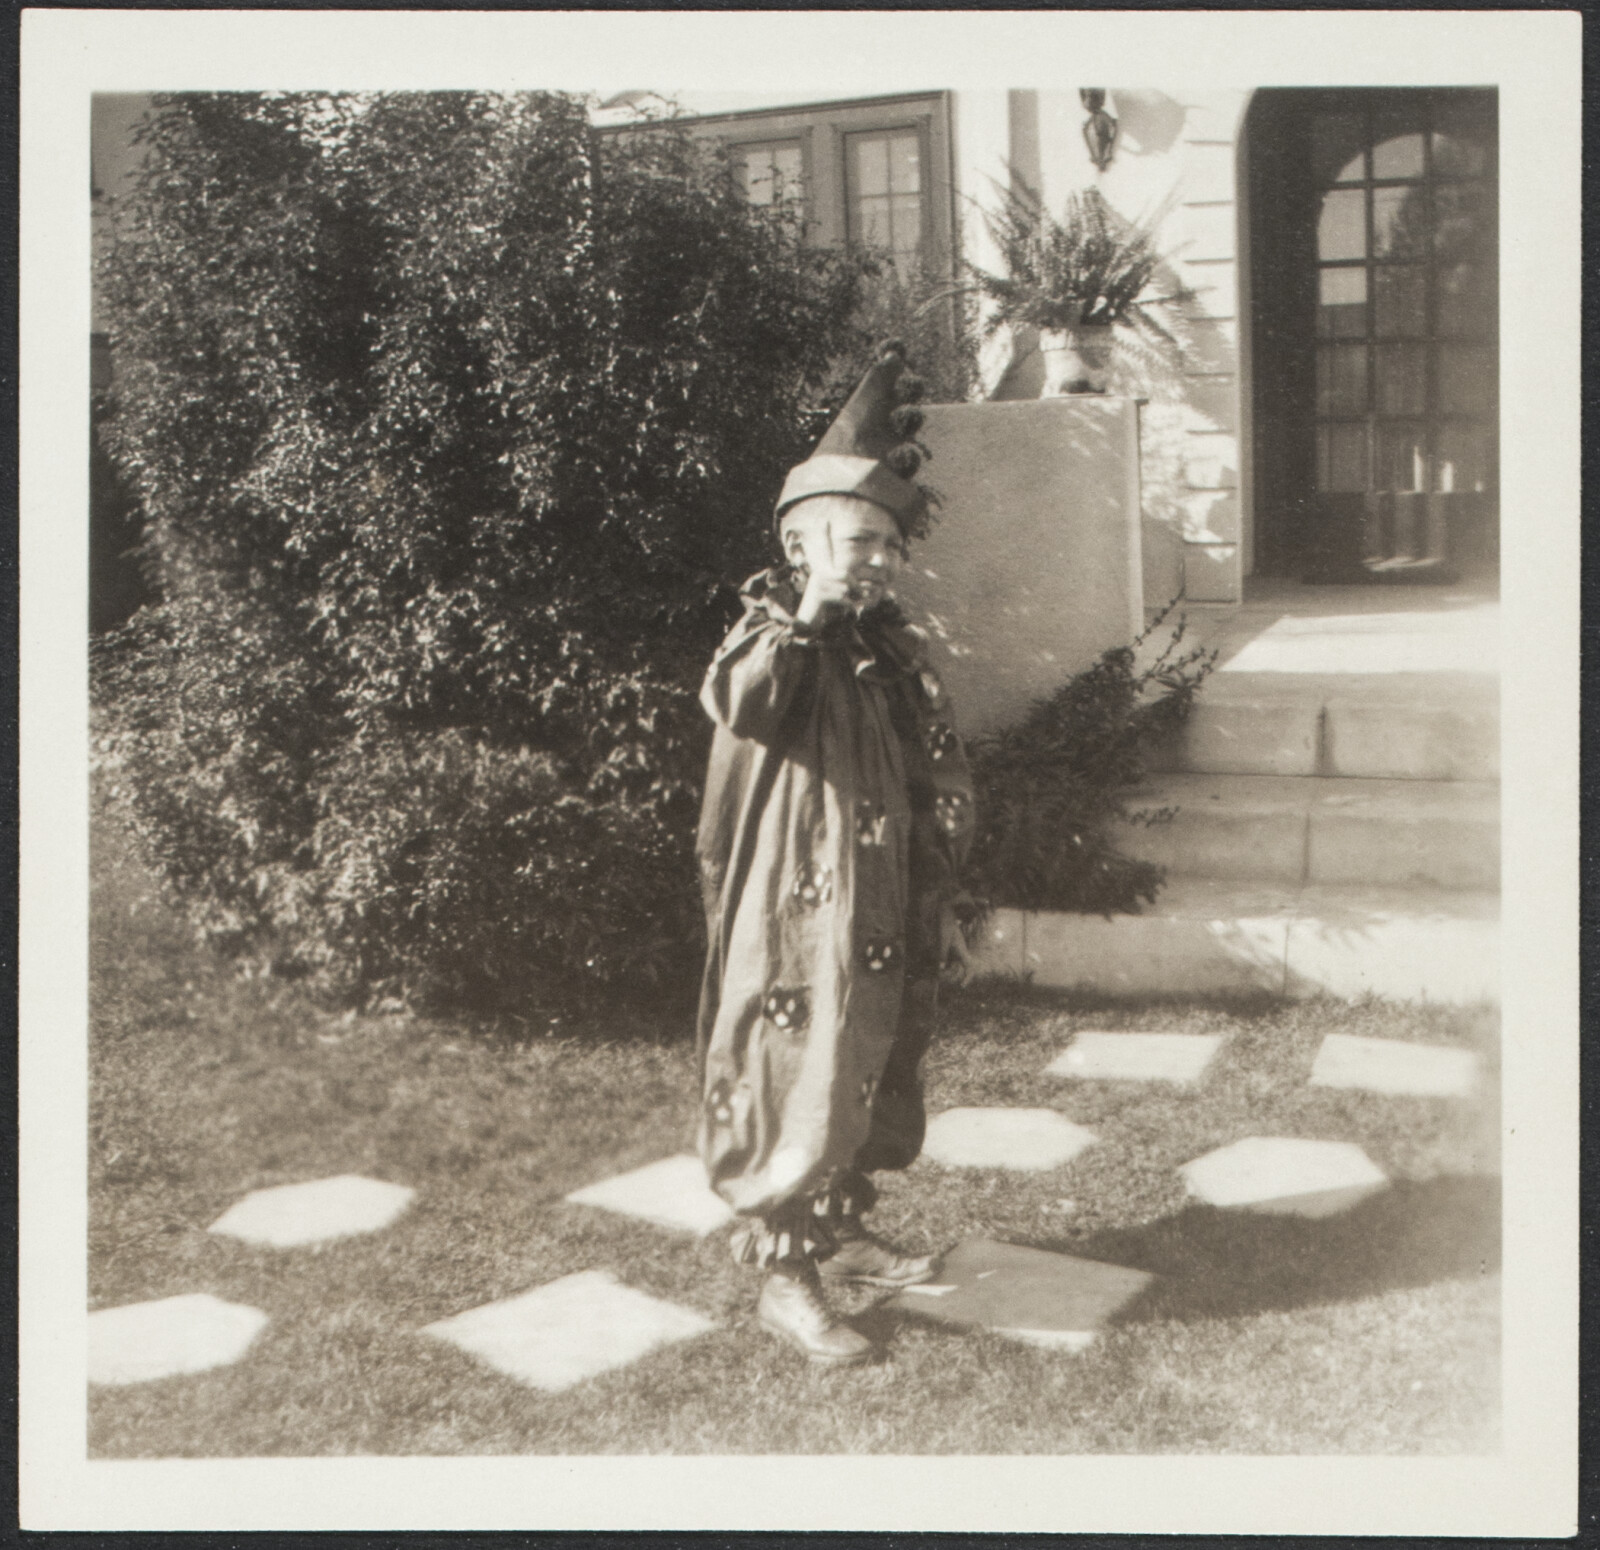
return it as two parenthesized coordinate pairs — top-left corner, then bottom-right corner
(94, 91), (874, 1013)
(91, 386), (152, 633)
(963, 606), (1216, 915)
(840, 254), (980, 408)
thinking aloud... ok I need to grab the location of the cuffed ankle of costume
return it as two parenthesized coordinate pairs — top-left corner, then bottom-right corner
(729, 1197), (839, 1271)
(813, 1169), (878, 1226)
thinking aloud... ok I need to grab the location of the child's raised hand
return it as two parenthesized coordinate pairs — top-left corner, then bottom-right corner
(795, 567), (855, 629)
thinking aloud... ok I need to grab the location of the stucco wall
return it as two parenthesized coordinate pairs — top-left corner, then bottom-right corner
(949, 87), (1251, 607)
(895, 396), (1143, 738)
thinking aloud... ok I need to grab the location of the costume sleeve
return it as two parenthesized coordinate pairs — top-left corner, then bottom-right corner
(700, 610), (819, 743)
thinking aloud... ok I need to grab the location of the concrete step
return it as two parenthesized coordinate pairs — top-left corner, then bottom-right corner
(1118, 773), (1500, 891)
(1147, 671), (1498, 781)
(971, 880), (1499, 1004)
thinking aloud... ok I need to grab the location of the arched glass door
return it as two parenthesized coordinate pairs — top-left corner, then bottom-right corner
(1248, 89), (1498, 584)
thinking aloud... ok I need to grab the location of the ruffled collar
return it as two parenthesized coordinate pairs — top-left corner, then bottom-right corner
(740, 566), (927, 683)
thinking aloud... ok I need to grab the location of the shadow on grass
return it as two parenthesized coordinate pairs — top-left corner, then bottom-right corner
(1041, 1174), (1500, 1325)
(945, 975), (1292, 1025)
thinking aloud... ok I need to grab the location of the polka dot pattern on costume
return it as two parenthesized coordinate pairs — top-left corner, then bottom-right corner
(935, 791), (971, 835)
(856, 801), (888, 848)
(762, 987), (810, 1033)
(927, 722), (959, 762)
(791, 861), (833, 908)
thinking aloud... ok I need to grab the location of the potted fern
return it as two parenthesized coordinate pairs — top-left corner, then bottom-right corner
(970, 180), (1189, 395)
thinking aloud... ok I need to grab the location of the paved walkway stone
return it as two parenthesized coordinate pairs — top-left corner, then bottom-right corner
(1218, 604), (1498, 677)
(1046, 1031), (1223, 1085)
(922, 1108), (1096, 1171)
(89, 1292), (268, 1386)
(564, 1154), (733, 1236)
(1309, 1033), (1480, 1098)
(892, 1237), (1152, 1353)
(1180, 1136), (1388, 1218)
(208, 1174), (416, 1248)
(422, 1269), (715, 1393)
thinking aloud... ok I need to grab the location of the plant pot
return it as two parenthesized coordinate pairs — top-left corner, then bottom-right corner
(1039, 324), (1115, 395)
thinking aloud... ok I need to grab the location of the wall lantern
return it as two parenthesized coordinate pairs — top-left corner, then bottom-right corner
(1080, 89), (1119, 172)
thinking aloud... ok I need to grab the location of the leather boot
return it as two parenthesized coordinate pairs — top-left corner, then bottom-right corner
(757, 1259), (875, 1367)
(818, 1219), (940, 1289)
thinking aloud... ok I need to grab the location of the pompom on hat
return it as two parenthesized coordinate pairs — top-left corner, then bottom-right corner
(776, 341), (933, 540)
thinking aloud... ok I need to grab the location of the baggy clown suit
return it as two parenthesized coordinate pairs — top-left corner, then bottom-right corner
(693, 348), (975, 1268)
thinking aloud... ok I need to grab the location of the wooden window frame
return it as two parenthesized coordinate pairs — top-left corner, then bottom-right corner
(661, 92), (958, 280)
(841, 123), (933, 260)
(731, 137), (808, 211)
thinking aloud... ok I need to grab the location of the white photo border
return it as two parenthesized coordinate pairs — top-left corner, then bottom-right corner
(20, 7), (1581, 1534)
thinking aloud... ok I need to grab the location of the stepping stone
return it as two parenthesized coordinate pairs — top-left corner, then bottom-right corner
(922, 1108), (1096, 1171)
(422, 1269), (715, 1393)
(1309, 1033), (1480, 1098)
(1180, 1137), (1388, 1219)
(1046, 1031), (1223, 1085)
(208, 1174), (415, 1249)
(891, 1237), (1152, 1353)
(89, 1292), (268, 1386)
(564, 1154), (733, 1236)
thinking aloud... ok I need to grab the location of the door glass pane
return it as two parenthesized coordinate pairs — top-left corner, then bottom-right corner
(1373, 266), (1427, 337)
(1437, 343), (1494, 417)
(1373, 185), (1430, 259)
(888, 132), (921, 192)
(851, 134), (889, 197)
(1317, 266), (1367, 337)
(1378, 422), (1427, 491)
(1317, 423), (1368, 491)
(1372, 98), (1428, 172)
(1312, 112), (1366, 184)
(1371, 133), (1425, 180)
(1432, 95), (1493, 178)
(1317, 188), (1366, 260)
(1436, 259), (1493, 337)
(1376, 342), (1427, 415)
(1432, 132), (1487, 179)
(1434, 421), (1492, 493)
(1316, 343), (1367, 414)
(1432, 180), (1491, 261)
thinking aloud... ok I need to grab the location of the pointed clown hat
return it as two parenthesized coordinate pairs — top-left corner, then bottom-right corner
(776, 341), (932, 539)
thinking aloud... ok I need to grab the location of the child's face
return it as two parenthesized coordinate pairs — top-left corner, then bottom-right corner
(783, 496), (907, 608)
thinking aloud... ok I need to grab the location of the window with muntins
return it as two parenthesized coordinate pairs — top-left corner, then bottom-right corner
(638, 94), (954, 281)
(735, 140), (804, 212)
(845, 128), (924, 259)
(1310, 92), (1497, 498)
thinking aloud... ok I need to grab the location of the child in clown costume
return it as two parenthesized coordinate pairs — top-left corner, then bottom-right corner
(695, 345), (974, 1366)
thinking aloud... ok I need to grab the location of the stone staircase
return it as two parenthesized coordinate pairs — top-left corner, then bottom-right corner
(974, 587), (1501, 1003)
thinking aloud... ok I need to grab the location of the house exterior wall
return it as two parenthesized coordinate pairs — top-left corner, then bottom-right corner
(647, 86), (1255, 607)
(950, 88), (1252, 608)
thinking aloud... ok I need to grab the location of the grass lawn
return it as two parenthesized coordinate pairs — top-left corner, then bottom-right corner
(89, 801), (1501, 1456)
